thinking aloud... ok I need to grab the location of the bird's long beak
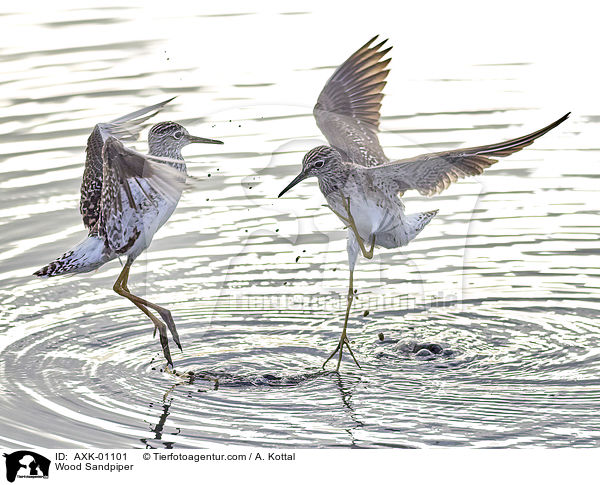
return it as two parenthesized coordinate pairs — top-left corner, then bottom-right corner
(278, 171), (309, 198)
(188, 134), (224, 145)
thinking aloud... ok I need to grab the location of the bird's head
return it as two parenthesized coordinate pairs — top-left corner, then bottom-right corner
(148, 121), (222, 158)
(278, 145), (342, 197)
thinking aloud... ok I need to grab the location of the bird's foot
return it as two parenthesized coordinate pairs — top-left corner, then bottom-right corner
(153, 320), (173, 367)
(361, 234), (376, 259)
(322, 334), (361, 372)
(155, 307), (182, 351)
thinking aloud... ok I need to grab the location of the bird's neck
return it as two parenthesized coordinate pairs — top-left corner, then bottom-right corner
(148, 142), (184, 161)
(148, 143), (187, 172)
(318, 161), (352, 197)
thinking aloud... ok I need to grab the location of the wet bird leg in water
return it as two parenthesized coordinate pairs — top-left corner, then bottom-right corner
(322, 269), (361, 371)
(323, 197), (376, 371)
(112, 262), (181, 366)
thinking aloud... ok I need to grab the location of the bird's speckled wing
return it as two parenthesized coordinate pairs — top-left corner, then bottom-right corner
(80, 97), (175, 231)
(314, 36), (391, 167)
(98, 137), (186, 254)
(368, 113), (570, 196)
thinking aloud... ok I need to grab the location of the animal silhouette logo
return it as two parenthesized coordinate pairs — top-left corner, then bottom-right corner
(3, 451), (50, 482)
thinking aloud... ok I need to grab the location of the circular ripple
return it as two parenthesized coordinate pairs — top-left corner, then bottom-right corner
(2, 296), (600, 448)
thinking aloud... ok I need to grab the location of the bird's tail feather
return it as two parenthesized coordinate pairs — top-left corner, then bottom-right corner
(404, 209), (438, 243)
(374, 209), (438, 250)
(34, 235), (110, 278)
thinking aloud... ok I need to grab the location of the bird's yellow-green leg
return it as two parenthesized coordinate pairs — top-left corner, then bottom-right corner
(322, 269), (361, 371)
(322, 194), (375, 371)
(118, 265), (181, 350)
(116, 263), (163, 342)
(359, 234), (376, 259)
(327, 198), (375, 258)
(341, 196), (376, 259)
(326, 205), (351, 228)
(113, 262), (173, 367)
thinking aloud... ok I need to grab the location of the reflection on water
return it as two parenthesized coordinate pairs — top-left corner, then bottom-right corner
(1, 2), (599, 448)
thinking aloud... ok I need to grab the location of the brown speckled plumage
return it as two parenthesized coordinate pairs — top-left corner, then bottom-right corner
(97, 136), (186, 255)
(79, 98), (176, 232)
(80, 126), (105, 229)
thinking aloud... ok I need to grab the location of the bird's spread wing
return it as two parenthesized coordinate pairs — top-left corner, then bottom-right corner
(314, 36), (391, 167)
(80, 97), (175, 231)
(368, 113), (570, 196)
(99, 137), (186, 254)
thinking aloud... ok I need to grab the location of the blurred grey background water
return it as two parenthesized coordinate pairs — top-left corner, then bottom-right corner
(0, 1), (599, 448)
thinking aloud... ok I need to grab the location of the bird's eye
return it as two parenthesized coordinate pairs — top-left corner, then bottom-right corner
(173, 131), (183, 140)
(314, 161), (324, 168)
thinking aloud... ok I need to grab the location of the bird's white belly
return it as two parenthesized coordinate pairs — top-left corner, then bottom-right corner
(350, 198), (397, 239)
(126, 189), (180, 260)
